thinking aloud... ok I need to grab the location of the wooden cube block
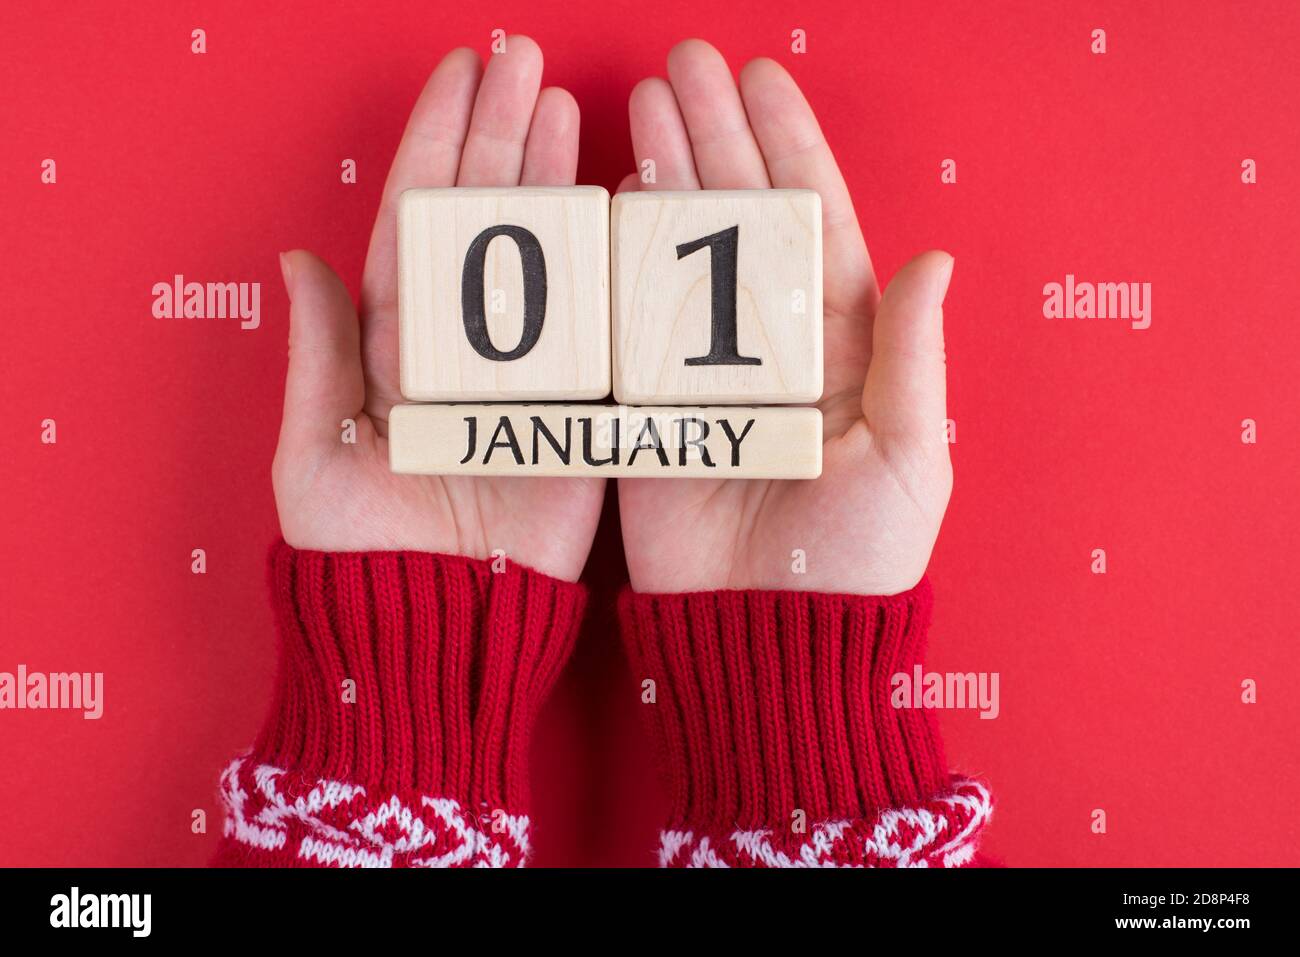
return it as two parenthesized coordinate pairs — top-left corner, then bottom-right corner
(399, 186), (610, 400)
(388, 403), (822, 479)
(612, 189), (822, 405)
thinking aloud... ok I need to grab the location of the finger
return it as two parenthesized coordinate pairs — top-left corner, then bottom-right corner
(358, 49), (481, 428)
(862, 251), (953, 447)
(457, 35), (544, 186)
(520, 87), (580, 185)
(665, 39), (769, 188)
(615, 172), (640, 193)
(278, 250), (366, 457)
(361, 47), (481, 314)
(628, 77), (700, 190)
(739, 56), (878, 315)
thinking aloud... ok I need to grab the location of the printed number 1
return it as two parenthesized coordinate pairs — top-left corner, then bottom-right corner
(676, 225), (760, 366)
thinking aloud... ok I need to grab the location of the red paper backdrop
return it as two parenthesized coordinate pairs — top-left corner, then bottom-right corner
(2, 1), (1297, 867)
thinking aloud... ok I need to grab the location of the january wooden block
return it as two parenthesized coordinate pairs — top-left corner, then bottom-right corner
(611, 189), (823, 405)
(398, 186), (611, 400)
(388, 404), (822, 479)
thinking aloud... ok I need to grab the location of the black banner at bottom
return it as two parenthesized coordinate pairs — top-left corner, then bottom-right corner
(0, 866), (1278, 942)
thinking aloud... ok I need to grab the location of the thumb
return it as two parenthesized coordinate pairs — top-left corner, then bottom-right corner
(277, 249), (366, 459)
(861, 250), (953, 448)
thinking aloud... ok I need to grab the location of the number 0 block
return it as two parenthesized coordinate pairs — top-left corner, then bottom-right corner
(612, 190), (823, 405)
(399, 186), (611, 400)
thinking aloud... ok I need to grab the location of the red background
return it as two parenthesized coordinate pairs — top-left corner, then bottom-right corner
(2, 1), (1297, 867)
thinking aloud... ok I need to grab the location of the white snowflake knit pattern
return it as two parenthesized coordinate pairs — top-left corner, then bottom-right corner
(659, 778), (992, 867)
(219, 757), (531, 868)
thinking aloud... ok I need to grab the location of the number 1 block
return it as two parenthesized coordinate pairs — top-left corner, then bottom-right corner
(612, 189), (823, 405)
(399, 186), (611, 401)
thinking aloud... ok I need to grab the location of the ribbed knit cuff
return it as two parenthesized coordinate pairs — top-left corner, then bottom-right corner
(215, 541), (585, 867)
(252, 540), (585, 813)
(618, 579), (949, 833)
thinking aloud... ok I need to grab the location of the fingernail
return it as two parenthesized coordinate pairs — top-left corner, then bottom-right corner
(279, 252), (294, 300)
(936, 253), (955, 299)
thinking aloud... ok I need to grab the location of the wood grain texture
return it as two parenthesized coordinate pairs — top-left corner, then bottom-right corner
(389, 403), (822, 478)
(612, 189), (822, 405)
(398, 186), (611, 400)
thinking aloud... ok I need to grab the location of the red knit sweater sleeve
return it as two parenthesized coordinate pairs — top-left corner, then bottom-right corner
(211, 541), (585, 868)
(618, 578), (993, 867)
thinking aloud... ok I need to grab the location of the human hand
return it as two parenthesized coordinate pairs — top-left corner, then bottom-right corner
(273, 37), (604, 581)
(617, 40), (954, 595)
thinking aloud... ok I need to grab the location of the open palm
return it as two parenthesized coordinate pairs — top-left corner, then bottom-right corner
(272, 38), (603, 581)
(618, 40), (954, 595)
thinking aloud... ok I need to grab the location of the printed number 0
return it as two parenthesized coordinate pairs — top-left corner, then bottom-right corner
(677, 225), (760, 366)
(460, 225), (548, 361)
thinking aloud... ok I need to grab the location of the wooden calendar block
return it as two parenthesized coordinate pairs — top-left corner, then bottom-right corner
(611, 189), (823, 405)
(389, 404), (822, 479)
(399, 186), (611, 400)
